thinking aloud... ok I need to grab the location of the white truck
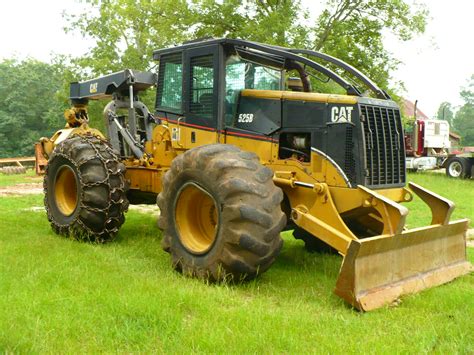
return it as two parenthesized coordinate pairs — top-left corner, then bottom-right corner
(405, 119), (473, 178)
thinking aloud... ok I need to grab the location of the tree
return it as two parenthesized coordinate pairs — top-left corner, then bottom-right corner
(189, 0), (311, 47)
(453, 75), (474, 146)
(313, 0), (427, 91)
(64, 0), (193, 73)
(65, 0), (428, 97)
(0, 59), (69, 158)
(436, 102), (454, 125)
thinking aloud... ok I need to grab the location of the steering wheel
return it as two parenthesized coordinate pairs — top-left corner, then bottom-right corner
(280, 147), (310, 160)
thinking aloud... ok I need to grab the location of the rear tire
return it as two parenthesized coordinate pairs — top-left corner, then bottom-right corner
(445, 157), (471, 179)
(157, 144), (286, 282)
(44, 134), (128, 242)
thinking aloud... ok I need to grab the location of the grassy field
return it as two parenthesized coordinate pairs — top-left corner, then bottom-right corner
(0, 171), (473, 352)
(403, 172), (473, 229)
(0, 169), (39, 187)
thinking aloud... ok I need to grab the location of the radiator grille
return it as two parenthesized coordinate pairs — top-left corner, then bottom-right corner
(344, 125), (357, 185)
(360, 105), (405, 187)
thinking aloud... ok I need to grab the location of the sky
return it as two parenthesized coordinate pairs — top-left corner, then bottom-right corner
(1, 0), (473, 118)
(382, 1), (474, 117)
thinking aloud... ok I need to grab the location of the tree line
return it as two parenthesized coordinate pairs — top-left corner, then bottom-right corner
(0, 60), (68, 157)
(4, 0), (471, 157)
(435, 75), (474, 146)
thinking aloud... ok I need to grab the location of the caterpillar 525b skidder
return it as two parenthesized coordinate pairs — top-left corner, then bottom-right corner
(40, 39), (472, 311)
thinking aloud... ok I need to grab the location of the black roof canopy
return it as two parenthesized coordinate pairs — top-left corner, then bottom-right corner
(152, 38), (391, 99)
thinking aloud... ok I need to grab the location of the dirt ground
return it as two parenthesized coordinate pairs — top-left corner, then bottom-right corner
(1, 181), (473, 246)
(0, 182), (43, 196)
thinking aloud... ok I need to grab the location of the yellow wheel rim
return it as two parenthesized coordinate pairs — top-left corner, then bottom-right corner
(175, 182), (218, 254)
(54, 165), (78, 216)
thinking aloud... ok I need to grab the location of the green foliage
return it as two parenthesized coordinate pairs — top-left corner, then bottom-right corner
(401, 114), (415, 132)
(0, 59), (68, 158)
(189, 0), (311, 47)
(313, 0), (427, 93)
(64, 0), (312, 76)
(453, 75), (474, 146)
(64, 0), (193, 73)
(65, 0), (428, 97)
(0, 1), (431, 158)
(436, 102), (454, 124)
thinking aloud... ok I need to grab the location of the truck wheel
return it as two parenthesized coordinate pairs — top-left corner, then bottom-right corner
(44, 134), (128, 242)
(293, 226), (337, 254)
(446, 157), (471, 179)
(157, 144), (285, 282)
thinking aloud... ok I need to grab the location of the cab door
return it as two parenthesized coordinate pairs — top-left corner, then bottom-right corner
(182, 46), (220, 148)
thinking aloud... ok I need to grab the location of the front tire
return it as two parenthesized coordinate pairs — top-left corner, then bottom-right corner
(44, 134), (128, 242)
(157, 144), (286, 282)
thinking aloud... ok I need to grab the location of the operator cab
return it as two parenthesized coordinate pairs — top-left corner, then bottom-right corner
(153, 38), (405, 189)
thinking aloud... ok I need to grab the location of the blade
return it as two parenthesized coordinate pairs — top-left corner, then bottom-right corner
(334, 219), (472, 311)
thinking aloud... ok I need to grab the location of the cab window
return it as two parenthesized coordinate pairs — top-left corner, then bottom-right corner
(189, 55), (215, 119)
(156, 52), (183, 112)
(225, 56), (281, 124)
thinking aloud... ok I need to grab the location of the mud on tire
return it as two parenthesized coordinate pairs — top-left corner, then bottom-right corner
(44, 134), (128, 242)
(157, 144), (286, 282)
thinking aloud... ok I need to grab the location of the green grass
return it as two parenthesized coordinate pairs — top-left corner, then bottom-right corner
(0, 169), (40, 187)
(405, 172), (474, 228)
(0, 173), (473, 352)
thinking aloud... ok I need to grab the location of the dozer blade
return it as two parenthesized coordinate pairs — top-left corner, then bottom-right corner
(335, 219), (472, 311)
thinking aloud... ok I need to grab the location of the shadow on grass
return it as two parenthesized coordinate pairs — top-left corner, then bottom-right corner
(111, 211), (161, 243)
(24, 200), (362, 310)
(116, 211), (343, 298)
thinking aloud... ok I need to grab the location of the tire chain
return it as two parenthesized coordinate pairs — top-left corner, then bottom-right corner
(44, 133), (129, 243)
